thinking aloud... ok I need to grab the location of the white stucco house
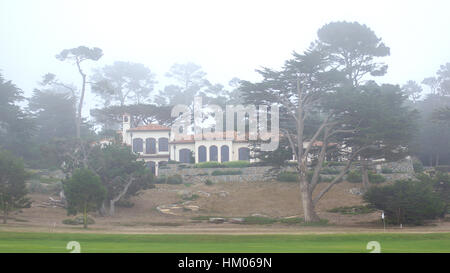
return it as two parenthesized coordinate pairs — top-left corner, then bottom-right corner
(120, 114), (253, 176)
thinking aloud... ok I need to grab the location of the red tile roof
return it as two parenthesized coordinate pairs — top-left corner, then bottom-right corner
(170, 135), (195, 144)
(312, 141), (338, 147)
(127, 124), (171, 132)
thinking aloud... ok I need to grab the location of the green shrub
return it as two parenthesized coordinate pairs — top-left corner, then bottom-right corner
(381, 168), (394, 174)
(63, 216), (95, 225)
(277, 171), (322, 183)
(155, 175), (183, 184)
(364, 180), (446, 225)
(280, 217), (304, 224)
(277, 171), (298, 182)
(320, 176), (342, 183)
(429, 172), (450, 211)
(435, 165), (450, 173)
(116, 199), (135, 208)
(222, 161), (251, 168)
(193, 161), (251, 169)
(413, 160), (424, 173)
(346, 170), (362, 183)
(154, 176), (167, 184)
(47, 181), (63, 194)
(320, 168), (340, 175)
(211, 170), (242, 176)
(28, 180), (48, 194)
(324, 161), (347, 167)
(204, 179), (213, 185)
(328, 205), (376, 215)
(369, 172), (386, 184)
(346, 170), (386, 184)
(241, 216), (277, 225)
(194, 162), (223, 168)
(299, 219), (329, 226)
(39, 176), (61, 184)
(166, 175), (183, 184)
(182, 194), (199, 201)
(308, 171), (322, 183)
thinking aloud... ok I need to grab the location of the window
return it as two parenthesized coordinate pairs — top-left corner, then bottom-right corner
(158, 137), (169, 152)
(133, 138), (143, 153)
(198, 146), (207, 162)
(179, 149), (192, 163)
(209, 145), (218, 162)
(221, 145), (229, 162)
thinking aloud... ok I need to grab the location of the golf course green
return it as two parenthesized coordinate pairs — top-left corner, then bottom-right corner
(0, 232), (449, 253)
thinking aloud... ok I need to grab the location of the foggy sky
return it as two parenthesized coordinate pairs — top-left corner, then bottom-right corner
(1, 0), (450, 116)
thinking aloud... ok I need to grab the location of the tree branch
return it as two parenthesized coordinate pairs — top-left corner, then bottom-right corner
(303, 115), (331, 161)
(312, 145), (373, 205)
(281, 129), (299, 170)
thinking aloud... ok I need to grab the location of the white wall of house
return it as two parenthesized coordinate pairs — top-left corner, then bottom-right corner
(122, 114), (132, 145)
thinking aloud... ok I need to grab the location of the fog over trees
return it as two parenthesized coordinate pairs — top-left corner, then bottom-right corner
(0, 16), (449, 223)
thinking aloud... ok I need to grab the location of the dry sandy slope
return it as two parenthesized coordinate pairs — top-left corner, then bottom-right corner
(2, 180), (449, 234)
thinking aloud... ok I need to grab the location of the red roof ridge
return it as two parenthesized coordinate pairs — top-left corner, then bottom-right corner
(128, 124), (171, 131)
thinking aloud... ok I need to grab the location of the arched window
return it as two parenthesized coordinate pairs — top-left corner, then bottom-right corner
(133, 138), (143, 153)
(238, 147), (250, 161)
(179, 149), (192, 163)
(146, 138), (156, 154)
(198, 146), (207, 162)
(209, 145), (218, 162)
(221, 145), (229, 162)
(158, 137), (169, 152)
(146, 161), (156, 175)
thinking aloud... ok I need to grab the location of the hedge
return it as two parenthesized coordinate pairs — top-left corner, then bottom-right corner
(435, 165), (450, 172)
(194, 161), (251, 169)
(211, 170), (243, 176)
(346, 170), (386, 184)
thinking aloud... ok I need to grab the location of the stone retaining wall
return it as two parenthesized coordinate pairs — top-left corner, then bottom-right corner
(159, 164), (275, 183)
(159, 158), (417, 184)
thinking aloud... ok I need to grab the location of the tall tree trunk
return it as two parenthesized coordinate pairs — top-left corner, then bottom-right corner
(295, 80), (320, 223)
(83, 202), (87, 229)
(2, 202), (8, 224)
(436, 153), (440, 166)
(361, 159), (370, 192)
(300, 180), (319, 222)
(76, 60), (86, 139)
(109, 199), (116, 216)
(109, 177), (134, 216)
(99, 201), (107, 216)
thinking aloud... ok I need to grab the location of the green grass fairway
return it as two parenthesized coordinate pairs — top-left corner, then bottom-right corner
(0, 232), (449, 253)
